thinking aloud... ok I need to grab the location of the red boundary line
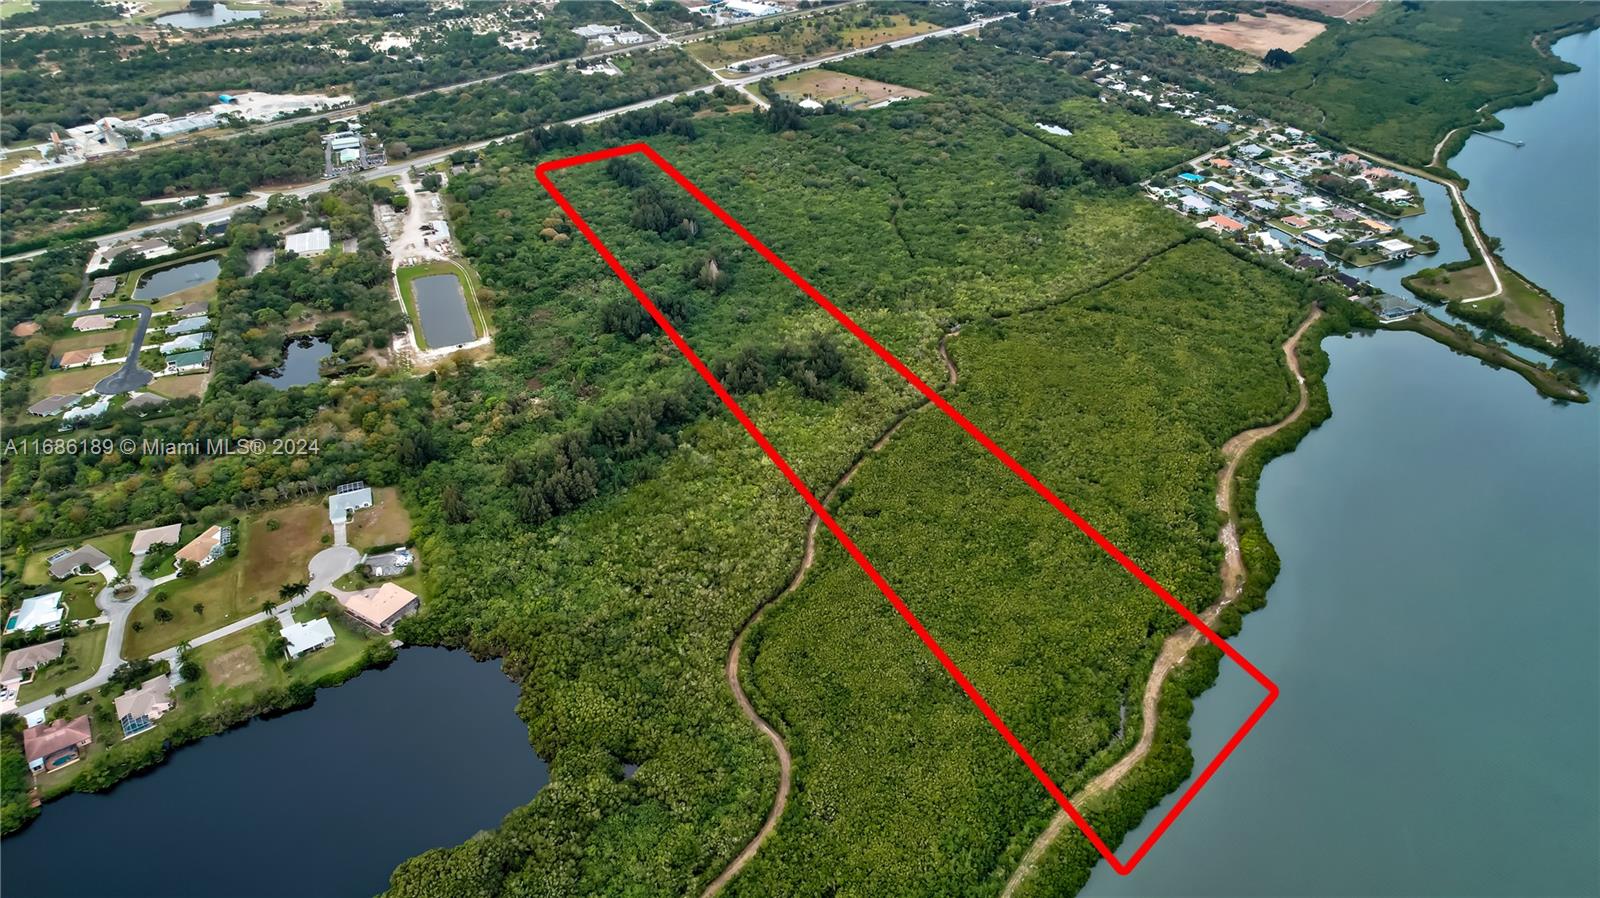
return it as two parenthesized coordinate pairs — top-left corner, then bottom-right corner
(535, 142), (1279, 875)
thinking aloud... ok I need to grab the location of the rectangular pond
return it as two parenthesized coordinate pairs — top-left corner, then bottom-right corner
(132, 258), (220, 301)
(411, 272), (477, 348)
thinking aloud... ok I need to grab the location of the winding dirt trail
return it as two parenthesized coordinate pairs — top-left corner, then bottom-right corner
(702, 333), (960, 897)
(1000, 307), (1322, 898)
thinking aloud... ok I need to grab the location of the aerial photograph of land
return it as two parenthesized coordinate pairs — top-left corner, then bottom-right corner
(1, 1), (1597, 897)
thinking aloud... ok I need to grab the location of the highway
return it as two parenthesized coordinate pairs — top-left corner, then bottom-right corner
(2, 9), (1023, 265)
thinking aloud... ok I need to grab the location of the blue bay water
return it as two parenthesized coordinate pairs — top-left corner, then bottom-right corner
(1083, 32), (1600, 897)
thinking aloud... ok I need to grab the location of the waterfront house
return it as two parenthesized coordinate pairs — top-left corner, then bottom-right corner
(1377, 238), (1415, 259)
(1302, 228), (1339, 247)
(48, 545), (113, 580)
(1180, 195), (1210, 214)
(170, 301), (210, 319)
(1202, 214), (1246, 233)
(115, 675), (175, 738)
(1359, 218), (1395, 234)
(341, 582), (419, 633)
(22, 716), (93, 773)
(1377, 188), (1413, 204)
(130, 523), (183, 555)
(1293, 255), (1330, 271)
(281, 617), (337, 659)
(1281, 215), (1312, 230)
(175, 525), (228, 568)
(1, 638), (65, 695)
(164, 350), (210, 374)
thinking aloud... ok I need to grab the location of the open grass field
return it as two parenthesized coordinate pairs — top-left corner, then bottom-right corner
(688, 11), (941, 69)
(764, 69), (927, 107)
(242, 502), (333, 591)
(148, 373), (209, 398)
(348, 486), (412, 551)
(17, 625), (109, 703)
(27, 363), (117, 400)
(1176, 13), (1328, 58)
(1405, 263), (1562, 343)
(48, 323), (134, 356)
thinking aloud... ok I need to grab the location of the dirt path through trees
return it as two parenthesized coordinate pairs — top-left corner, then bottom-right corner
(1000, 306), (1322, 898)
(702, 332), (960, 896)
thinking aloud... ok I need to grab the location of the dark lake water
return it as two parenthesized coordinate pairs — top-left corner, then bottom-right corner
(256, 335), (332, 390)
(1084, 35), (1600, 897)
(412, 273), (477, 349)
(132, 258), (220, 301)
(155, 3), (263, 29)
(1451, 30), (1600, 344)
(0, 649), (549, 898)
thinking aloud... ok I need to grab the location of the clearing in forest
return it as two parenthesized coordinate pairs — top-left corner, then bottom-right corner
(1176, 13), (1328, 57)
(765, 69), (928, 108)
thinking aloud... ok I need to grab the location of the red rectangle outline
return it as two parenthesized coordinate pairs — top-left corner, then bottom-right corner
(535, 142), (1278, 875)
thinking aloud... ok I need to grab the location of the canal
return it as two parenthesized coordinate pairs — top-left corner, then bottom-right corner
(1083, 30), (1600, 898)
(1, 649), (549, 898)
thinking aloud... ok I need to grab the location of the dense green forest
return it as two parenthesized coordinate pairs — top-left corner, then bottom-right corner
(0, 49), (711, 254)
(0, 1), (636, 141)
(370, 42), (1325, 890)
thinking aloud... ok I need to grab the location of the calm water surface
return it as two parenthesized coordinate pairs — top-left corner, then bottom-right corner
(1084, 36), (1600, 896)
(132, 258), (220, 301)
(256, 335), (332, 390)
(1, 649), (548, 898)
(412, 273), (477, 348)
(1451, 31), (1600, 344)
(155, 3), (263, 29)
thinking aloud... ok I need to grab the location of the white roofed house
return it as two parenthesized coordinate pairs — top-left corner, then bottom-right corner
(280, 617), (336, 659)
(328, 482), (373, 523)
(160, 332), (210, 354)
(1376, 188), (1413, 205)
(6, 592), (65, 636)
(285, 228), (331, 257)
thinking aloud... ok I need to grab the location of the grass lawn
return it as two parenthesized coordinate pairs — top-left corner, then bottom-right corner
(48, 322), (134, 356)
(86, 531), (133, 576)
(17, 625), (109, 703)
(122, 501), (333, 657)
(27, 363), (118, 400)
(188, 614), (374, 714)
(148, 280), (216, 314)
(396, 260), (485, 350)
(1405, 263), (1562, 343)
(347, 486), (412, 550)
(60, 576), (105, 620)
(148, 373), (209, 398)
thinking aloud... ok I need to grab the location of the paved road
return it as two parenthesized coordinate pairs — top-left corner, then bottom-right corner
(3, 8), (1030, 266)
(64, 303), (155, 395)
(12, 526), (362, 718)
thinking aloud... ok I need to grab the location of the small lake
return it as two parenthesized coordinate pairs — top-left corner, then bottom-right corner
(412, 273), (477, 348)
(132, 258), (220, 301)
(0, 649), (549, 898)
(255, 335), (332, 390)
(155, 3), (263, 29)
(1452, 30), (1600, 344)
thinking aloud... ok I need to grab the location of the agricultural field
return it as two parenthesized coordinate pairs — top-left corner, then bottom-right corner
(762, 68), (927, 108)
(1175, 13), (1327, 58)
